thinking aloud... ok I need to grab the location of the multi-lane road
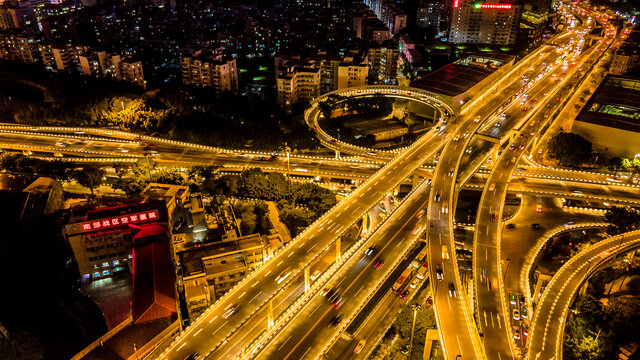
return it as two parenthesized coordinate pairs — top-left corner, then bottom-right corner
(2, 2), (636, 359)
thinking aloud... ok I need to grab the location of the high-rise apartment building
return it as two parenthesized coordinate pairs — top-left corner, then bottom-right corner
(77, 49), (147, 88)
(337, 63), (368, 90)
(180, 53), (239, 94)
(276, 65), (321, 107)
(366, 42), (399, 84)
(449, 0), (521, 45)
(38, 42), (77, 72)
(0, 30), (38, 63)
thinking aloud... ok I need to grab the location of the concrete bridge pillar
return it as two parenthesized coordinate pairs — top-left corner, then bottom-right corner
(492, 143), (501, 163)
(336, 237), (341, 262)
(335, 150), (341, 159)
(304, 267), (310, 292)
(267, 299), (274, 328)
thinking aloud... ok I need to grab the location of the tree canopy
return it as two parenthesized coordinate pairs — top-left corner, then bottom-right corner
(548, 131), (593, 167)
(603, 206), (640, 235)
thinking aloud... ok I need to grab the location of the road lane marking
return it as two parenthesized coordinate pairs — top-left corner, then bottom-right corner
(306, 244), (316, 253)
(177, 342), (186, 350)
(439, 233), (442, 244)
(208, 315), (218, 323)
(193, 328), (203, 337)
(491, 312), (495, 327)
(278, 260), (284, 266)
(238, 291), (246, 299)
(497, 313), (502, 329)
(279, 335), (293, 350)
(355, 285), (365, 298)
(456, 335), (463, 354)
(265, 270), (272, 276)
(288, 251), (294, 257)
(447, 295), (452, 311)
(302, 347), (312, 358)
(486, 248), (488, 261)
(249, 291), (262, 303)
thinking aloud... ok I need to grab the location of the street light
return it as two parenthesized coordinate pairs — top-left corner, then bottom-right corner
(409, 304), (421, 357)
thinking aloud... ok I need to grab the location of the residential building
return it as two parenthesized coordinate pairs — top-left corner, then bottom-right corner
(337, 61), (368, 90)
(276, 65), (321, 107)
(449, 0), (521, 45)
(417, 0), (444, 30)
(0, 30), (39, 63)
(179, 232), (285, 320)
(76, 49), (147, 87)
(364, 0), (407, 35)
(119, 57), (145, 88)
(38, 42), (77, 72)
(180, 52), (239, 94)
(366, 41), (399, 84)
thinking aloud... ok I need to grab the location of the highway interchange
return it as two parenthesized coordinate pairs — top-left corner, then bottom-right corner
(1, 2), (639, 360)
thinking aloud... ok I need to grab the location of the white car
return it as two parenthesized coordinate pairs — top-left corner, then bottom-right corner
(275, 268), (292, 284)
(442, 245), (449, 259)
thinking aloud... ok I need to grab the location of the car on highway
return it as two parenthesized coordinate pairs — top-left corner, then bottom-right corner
(310, 270), (321, 281)
(183, 352), (200, 360)
(490, 214), (496, 222)
(531, 223), (541, 229)
(333, 297), (344, 309)
(518, 144), (525, 150)
(536, 204), (543, 213)
(354, 339), (367, 354)
(448, 169), (454, 177)
(510, 144), (516, 150)
(510, 156), (516, 163)
(275, 268), (292, 284)
(223, 304), (238, 319)
(400, 289), (410, 299)
(510, 293), (517, 304)
(513, 308), (520, 320)
(489, 183), (495, 191)
(400, 344), (410, 354)
(416, 209), (425, 218)
(480, 268), (486, 283)
(365, 246), (376, 256)
(436, 264), (444, 280)
(329, 313), (343, 327)
(495, 122), (502, 127)
(448, 283), (456, 297)
(55, 141), (68, 147)
(519, 294), (526, 305)
(522, 308), (528, 318)
(425, 296), (433, 307)
(327, 288), (342, 303)
(441, 204), (448, 213)
(442, 245), (449, 259)
(522, 324), (529, 336)
(506, 223), (515, 229)
(513, 326), (521, 340)
(466, 146), (473, 153)
(434, 193), (440, 202)
(374, 259), (384, 269)
(410, 278), (419, 288)
(411, 226), (423, 235)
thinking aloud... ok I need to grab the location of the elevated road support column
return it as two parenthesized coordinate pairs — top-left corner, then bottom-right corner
(304, 267), (310, 292)
(336, 237), (341, 261)
(334, 150), (340, 159)
(267, 299), (274, 328)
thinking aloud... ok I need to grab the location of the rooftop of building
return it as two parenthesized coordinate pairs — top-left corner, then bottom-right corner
(180, 233), (264, 277)
(410, 54), (512, 97)
(576, 75), (640, 133)
(141, 183), (188, 201)
(204, 253), (247, 275)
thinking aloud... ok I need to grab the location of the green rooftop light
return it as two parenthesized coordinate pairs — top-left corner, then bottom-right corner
(474, 3), (481, 8)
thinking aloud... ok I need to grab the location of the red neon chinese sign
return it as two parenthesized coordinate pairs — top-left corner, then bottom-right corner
(480, 4), (512, 9)
(453, 0), (459, 8)
(80, 210), (159, 232)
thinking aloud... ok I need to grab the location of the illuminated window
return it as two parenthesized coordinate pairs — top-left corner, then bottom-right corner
(94, 272), (101, 277)
(102, 262), (109, 267)
(102, 270), (110, 276)
(112, 260), (119, 266)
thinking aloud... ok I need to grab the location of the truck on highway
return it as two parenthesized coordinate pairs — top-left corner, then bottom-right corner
(393, 267), (416, 295)
(416, 261), (429, 279)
